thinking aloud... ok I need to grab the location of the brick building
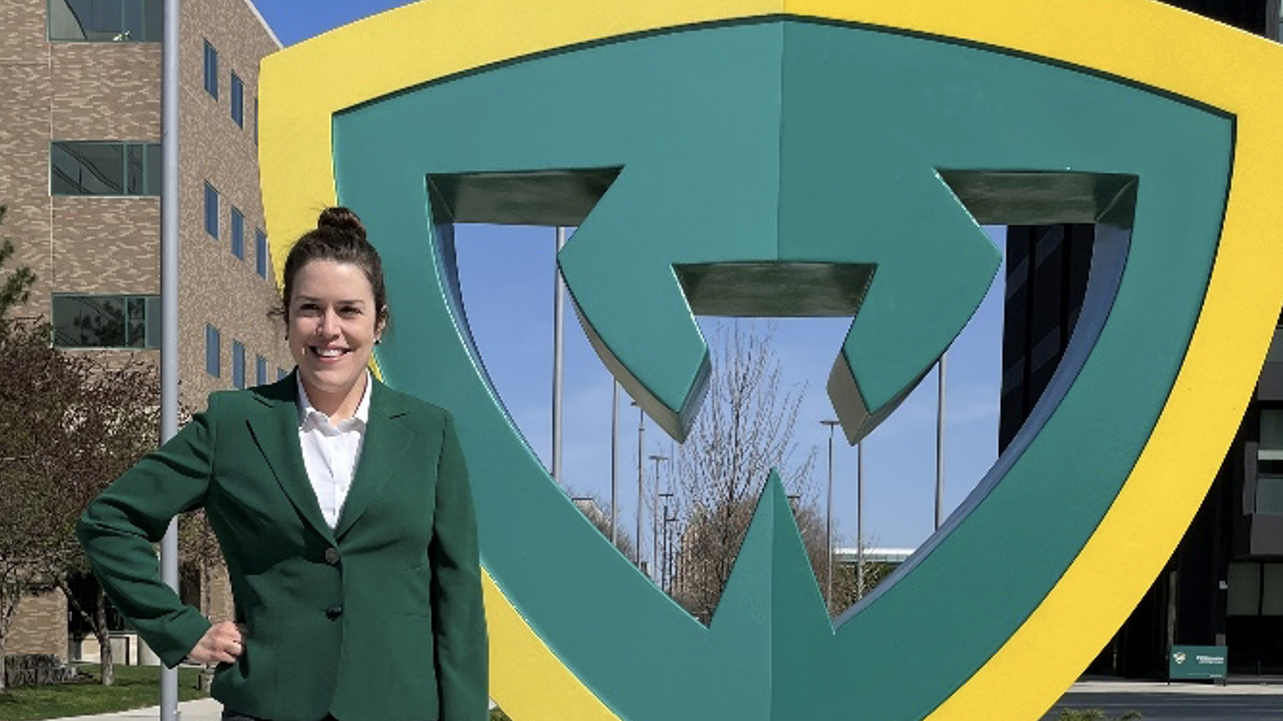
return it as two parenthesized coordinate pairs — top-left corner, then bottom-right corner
(0, 0), (287, 663)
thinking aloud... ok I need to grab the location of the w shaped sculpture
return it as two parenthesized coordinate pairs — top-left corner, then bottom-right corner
(259, 1), (1283, 718)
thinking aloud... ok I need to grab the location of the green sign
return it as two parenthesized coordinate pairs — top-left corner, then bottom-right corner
(1169, 645), (1227, 681)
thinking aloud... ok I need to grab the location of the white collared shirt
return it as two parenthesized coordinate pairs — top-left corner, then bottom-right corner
(296, 371), (372, 530)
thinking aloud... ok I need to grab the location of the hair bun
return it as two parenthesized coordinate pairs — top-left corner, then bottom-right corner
(317, 206), (366, 241)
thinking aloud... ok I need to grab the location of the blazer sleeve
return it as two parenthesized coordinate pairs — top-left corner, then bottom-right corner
(429, 410), (489, 721)
(75, 395), (220, 668)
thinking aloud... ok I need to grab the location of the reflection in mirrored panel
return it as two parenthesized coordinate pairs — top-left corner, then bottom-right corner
(49, 0), (163, 42)
(52, 294), (160, 348)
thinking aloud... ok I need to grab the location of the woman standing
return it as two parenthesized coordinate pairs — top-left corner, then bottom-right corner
(77, 208), (488, 721)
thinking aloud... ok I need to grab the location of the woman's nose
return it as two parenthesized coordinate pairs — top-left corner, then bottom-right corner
(317, 310), (340, 336)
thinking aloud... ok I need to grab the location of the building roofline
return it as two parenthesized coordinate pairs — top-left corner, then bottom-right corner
(242, 0), (283, 49)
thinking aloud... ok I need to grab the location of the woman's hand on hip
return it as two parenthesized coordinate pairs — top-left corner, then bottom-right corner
(188, 621), (248, 665)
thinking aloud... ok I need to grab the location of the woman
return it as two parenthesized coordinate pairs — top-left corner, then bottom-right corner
(77, 208), (488, 721)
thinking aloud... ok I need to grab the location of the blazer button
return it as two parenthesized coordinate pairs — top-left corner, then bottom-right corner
(324, 547), (340, 565)
(325, 605), (343, 620)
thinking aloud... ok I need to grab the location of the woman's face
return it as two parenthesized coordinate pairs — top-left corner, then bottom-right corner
(287, 260), (384, 404)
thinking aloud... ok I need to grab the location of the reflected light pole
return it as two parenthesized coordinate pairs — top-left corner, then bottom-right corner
(857, 440), (865, 599)
(611, 383), (619, 547)
(633, 401), (644, 566)
(821, 419), (839, 611)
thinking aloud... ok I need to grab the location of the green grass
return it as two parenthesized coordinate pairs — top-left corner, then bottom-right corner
(0, 664), (208, 721)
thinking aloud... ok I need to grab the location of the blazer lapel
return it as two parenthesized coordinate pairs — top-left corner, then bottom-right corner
(335, 380), (413, 540)
(245, 374), (336, 544)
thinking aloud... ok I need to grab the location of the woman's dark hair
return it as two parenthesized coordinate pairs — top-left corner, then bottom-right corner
(278, 207), (389, 325)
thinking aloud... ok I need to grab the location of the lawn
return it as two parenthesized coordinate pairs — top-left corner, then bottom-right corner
(0, 664), (209, 721)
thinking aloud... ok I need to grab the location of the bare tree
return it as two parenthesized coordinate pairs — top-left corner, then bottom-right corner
(665, 321), (822, 623)
(564, 486), (637, 564)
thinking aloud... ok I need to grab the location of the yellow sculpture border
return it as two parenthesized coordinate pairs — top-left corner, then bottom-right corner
(259, 2), (1283, 719)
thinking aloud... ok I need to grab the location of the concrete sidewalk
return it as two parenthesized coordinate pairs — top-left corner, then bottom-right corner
(42, 679), (1283, 721)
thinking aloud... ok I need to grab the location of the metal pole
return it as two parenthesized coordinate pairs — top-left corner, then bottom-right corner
(635, 404), (644, 566)
(821, 420), (838, 611)
(611, 383), (619, 547)
(857, 440), (865, 599)
(160, 0), (181, 717)
(936, 352), (946, 530)
(649, 454), (667, 581)
(552, 227), (566, 482)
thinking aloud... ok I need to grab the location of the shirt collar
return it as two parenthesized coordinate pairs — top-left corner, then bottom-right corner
(296, 370), (373, 429)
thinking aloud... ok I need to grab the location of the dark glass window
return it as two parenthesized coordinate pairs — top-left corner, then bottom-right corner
(232, 340), (245, 389)
(231, 207), (244, 259)
(51, 141), (159, 196)
(255, 228), (268, 278)
(52, 294), (159, 348)
(278, 367), (288, 381)
(203, 40), (218, 99)
(231, 73), (244, 127)
(49, 0), (162, 42)
(256, 355), (268, 386)
(204, 183), (219, 239)
(205, 324), (220, 377)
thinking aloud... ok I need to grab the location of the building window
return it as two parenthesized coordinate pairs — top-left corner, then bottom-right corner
(231, 207), (244, 259)
(51, 141), (160, 196)
(52, 294), (159, 348)
(230, 73), (244, 127)
(203, 40), (218, 99)
(255, 228), (268, 278)
(253, 98), (259, 145)
(232, 340), (246, 389)
(205, 324), (220, 377)
(256, 355), (268, 386)
(204, 183), (219, 239)
(49, 0), (162, 42)
(1260, 410), (1283, 514)
(278, 367), (288, 381)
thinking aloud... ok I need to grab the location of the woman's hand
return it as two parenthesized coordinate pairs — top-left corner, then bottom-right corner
(187, 621), (248, 665)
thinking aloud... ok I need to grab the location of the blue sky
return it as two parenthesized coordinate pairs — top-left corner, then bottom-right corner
(252, 1), (1008, 550)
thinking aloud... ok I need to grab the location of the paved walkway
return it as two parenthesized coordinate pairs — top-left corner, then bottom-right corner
(42, 679), (1283, 721)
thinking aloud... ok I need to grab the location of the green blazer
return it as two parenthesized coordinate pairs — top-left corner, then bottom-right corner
(76, 374), (488, 721)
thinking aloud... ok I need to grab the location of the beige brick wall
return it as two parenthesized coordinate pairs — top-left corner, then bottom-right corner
(1, 0), (286, 657)
(8, 591), (68, 658)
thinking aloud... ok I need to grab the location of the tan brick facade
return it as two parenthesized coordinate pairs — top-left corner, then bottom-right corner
(0, 0), (284, 662)
(8, 591), (68, 658)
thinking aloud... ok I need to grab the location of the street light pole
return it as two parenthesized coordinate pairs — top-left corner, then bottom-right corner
(821, 419), (839, 612)
(857, 440), (865, 599)
(611, 383), (619, 547)
(659, 491), (674, 591)
(649, 454), (668, 582)
(634, 402), (644, 567)
(935, 352), (947, 530)
(552, 227), (566, 483)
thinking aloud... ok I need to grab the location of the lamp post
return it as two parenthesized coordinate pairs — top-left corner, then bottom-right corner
(857, 440), (865, 599)
(552, 227), (566, 483)
(936, 352), (947, 530)
(659, 491), (674, 591)
(611, 383), (619, 547)
(633, 401), (644, 567)
(649, 453), (668, 581)
(821, 419), (839, 611)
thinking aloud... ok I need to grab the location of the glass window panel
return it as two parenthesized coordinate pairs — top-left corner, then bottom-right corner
(145, 143), (161, 195)
(50, 0), (90, 40)
(122, 0), (142, 40)
(255, 229), (268, 278)
(1229, 562), (1261, 617)
(231, 73), (244, 127)
(231, 207), (244, 259)
(278, 367), (288, 381)
(51, 142), (125, 195)
(143, 0), (161, 41)
(1262, 410), (1283, 460)
(1260, 475), (1283, 514)
(205, 325), (220, 377)
(1265, 564), (1283, 616)
(145, 296), (161, 347)
(52, 295), (127, 348)
(126, 144), (145, 195)
(126, 296), (145, 347)
(256, 355), (268, 386)
(204, 183), (219, 238)
(232, 340), (245, 389)
(203, 41), (218, 98)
